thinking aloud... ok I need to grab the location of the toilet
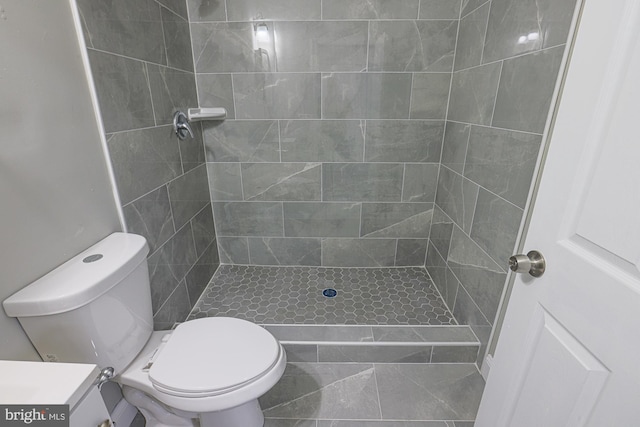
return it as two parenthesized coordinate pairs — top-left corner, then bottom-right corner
(3, 232), (286, 427)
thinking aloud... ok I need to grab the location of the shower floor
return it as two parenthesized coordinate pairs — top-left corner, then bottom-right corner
(189, 265), (456, 325)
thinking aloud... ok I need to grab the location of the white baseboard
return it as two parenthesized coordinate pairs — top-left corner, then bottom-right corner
(111, 398), (138, 427)
(481, 354), (493, 380)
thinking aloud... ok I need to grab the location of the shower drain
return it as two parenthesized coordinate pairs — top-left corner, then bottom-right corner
(322, 288), (337, 298)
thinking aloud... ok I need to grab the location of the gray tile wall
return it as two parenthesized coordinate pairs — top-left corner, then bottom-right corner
(428, 0), (577, 361)
(192, 0), (460, 266)
(77, 0), (219, 329)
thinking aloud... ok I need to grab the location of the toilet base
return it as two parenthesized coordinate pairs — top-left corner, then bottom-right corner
(199, 399), (264, 427)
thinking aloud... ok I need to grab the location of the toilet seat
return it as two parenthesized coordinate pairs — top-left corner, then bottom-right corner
(148, 317), (281, 398)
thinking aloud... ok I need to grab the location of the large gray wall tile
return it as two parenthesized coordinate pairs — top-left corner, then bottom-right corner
(322, 73), (412, 119)
(196, 74), (236, 119)
(429, 206), (454, 259)
(365, 121), (443, 163)
(435, 167), (478, 234)
(274, 21), (368, 72)
(425, 242), (458, 309)
(186, 0), (226, 22)
(180, 123), (206, 173)
(161, 6), (194, 72)
(241, 163), (321, 201)
(454, 2), (490, 71)
(447, 62), (501, 125)
(322, 239), (396, 267)
(280, 120), (365, 162)
(464, 126), (541, 208)
(323, 0), (420, 19)
(323, 163), (404, 202)
(483, 0), (577, 62)
(154, 280), (191, 329)
(361, 203), (433, 238)
(441, 121), (470, 174)
(167, 164), (210, 230)
(410, 73), (452, 119)
(420, 0), (462, 19)
(227, 0), (321, 21)
(233, 73), (321, 119)
(123, 186), (174, 254)
(157, 0), (188, 19)
(396, 239), (429, 266)
(147, 64), (198, 125)
(368, 20), (458, 72)
(492, 46), (565, 133)
(185, 242), (219, 306)
(248, 238), (321, 266)
(191, 205), (216, 257)
(284, 203), (361, 237)
(203, 121), (280, 162)
(213, 202), (284, 236)
(207, 163), (243, 201)
(402, 164), (440, 203)
(217, 237), (250, 264)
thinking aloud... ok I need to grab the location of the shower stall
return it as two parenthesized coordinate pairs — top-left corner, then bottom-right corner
(76, 0), (578, 423)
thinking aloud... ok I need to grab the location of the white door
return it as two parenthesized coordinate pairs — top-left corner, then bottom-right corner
(475, 0), (640, 426)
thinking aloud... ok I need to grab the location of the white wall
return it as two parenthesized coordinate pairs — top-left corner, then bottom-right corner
(0, 0), (121, 360)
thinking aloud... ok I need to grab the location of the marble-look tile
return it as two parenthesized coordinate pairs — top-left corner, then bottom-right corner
(153, 280), (191, 330)
(167, 164), (210, 230)
(283, 203), (361, 237)
(492, 46), (565, 133)
(410, 73), (452, 119)
(318, 345), (431, 363)
(402, 164), (439, 203)
(431, 346), (479, 363)
(217, 237), (250, 264)
(322, 73), (412, 119)
(179, 123), (206, 173)
(161, 6), (194, 72)
(368, 20), (457, 72)
(207, 163), (243, 201)
(376, 364), (484, 420)
(248, 238), (321, 266)
(185, 242), (219, 306)
(212, 202), (284, 236)
(190, 205), (216, 257)
(318, 422), (448, 427)
(265, 420), (317, 427)
(361, 203), (433, 238)
(227, 0), (321, 21)
(77, 0), (165, 64)
(203, 120), (280, 162)
(123, 186), (174, 254)
(87, 50), (155, 133)
(323, 0), (419, 19)
(233, 73), (321, 119)
(322, 239), (396, 267)
(447, 227), (506, 323)
(261, 363), (381, 419)
(365, 121), (444, 162)
(107, 126), (181, 205)
(464, 126), (542, 208)
(454, 2), (490, 71)
(447, 62), (501, 125)
(395, 239), (429, 266)
(461, 0), (487, 17)
(452, 283), (490, 326)
(280, 120), (365, 162)
(191, 22), (271, 73)
(371, 326), (477, 343)
(196, 74), (235, 119)
(147, 64), (198, 125)
(429, 206), (454, 259)
(157, 0), (188, 19)
(186, 0), (226, 22)
(441, 122), (470, 174)
(420, 0), (462, 19)
(282, 345), (318, 363)
(323, 163), (404, 202)
(148, 223), (198, 311)
(264, 325), (374, 343)
(425, 242), (458, 309)
(435, 167), (478, 234)
(470, 324), (491, 366)
(274, 22), (368, 72)
(241, 163), (321, 201)
(483, 0), (578, 63)
(471, 188), (523, 266)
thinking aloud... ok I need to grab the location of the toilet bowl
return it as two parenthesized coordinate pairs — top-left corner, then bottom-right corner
(2, 232), (286, 427)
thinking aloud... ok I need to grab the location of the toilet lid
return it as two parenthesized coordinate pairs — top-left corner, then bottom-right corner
(148, 317), (281, 397)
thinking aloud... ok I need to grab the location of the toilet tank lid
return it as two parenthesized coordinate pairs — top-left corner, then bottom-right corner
(3, 233), (149, 317)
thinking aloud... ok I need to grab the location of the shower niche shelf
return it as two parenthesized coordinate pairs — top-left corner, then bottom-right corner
(187, 107), (227, 121)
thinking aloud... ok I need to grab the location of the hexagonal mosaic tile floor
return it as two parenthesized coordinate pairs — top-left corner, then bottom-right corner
(189, 265), (456, 325)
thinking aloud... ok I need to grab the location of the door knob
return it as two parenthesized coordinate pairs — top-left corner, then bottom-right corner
(509, 250), (545, 277)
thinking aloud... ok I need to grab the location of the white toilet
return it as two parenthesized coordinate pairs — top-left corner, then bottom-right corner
(3, 232), (286, 427)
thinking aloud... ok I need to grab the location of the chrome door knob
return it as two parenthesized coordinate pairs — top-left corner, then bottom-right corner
(509, 250), (546, 277)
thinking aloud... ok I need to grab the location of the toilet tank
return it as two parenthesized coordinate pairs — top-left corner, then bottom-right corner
(3, 233), (153, 374)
